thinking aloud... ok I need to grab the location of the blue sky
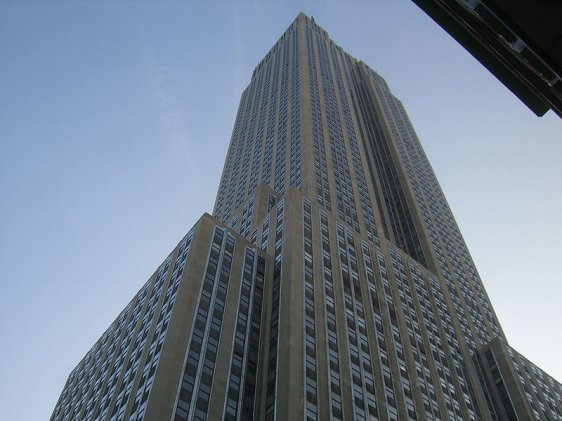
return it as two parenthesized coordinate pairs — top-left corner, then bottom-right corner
(0, 1), (560, 419)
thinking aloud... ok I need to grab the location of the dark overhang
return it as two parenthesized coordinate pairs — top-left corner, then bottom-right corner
(411, 0), (562, 118)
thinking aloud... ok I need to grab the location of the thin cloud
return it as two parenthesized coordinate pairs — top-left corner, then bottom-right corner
(140, 39), (195, 175)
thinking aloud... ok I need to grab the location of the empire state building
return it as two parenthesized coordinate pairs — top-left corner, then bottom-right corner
(52, 13), (562, 421)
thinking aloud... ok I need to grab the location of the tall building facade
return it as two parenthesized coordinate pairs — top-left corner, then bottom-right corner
(52, 13), (561, 421)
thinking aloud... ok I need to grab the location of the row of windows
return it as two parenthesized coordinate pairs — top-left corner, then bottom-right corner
(273, 33), (290, 196)
(128, 232), (193, 420)
(313, 29), (360, 233)
(306, 24), (331, 212)
(409, 263), (475, 420)
(330, 43), (379, 245)
(302, 200), (318, 421)
(391, 248), (439, 420)
(367, 68), (510, 418)
(53, 229), (194, 421)
(239, 196), (255, 238)
(508, 347), (562, 420)
(484, 349), (518, 420)
(304, 193), (509, 421)
(215, 24), (302, 223)
(264, 200), (284, 421)
(336, 223), (378, 421)
(353, 67), (425, 264)
(387, 247), (441, 420)
(223, 248), (265, 421)
(55, 253), (173, 421)
(319, 210), (343, 420)
(370, 70), (502, 353)
(174, 228), (235, 421)
(289, 28), (302, 191)
(248, 57), (271, 196)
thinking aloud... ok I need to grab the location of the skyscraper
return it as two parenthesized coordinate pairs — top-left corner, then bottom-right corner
(51, 13), (561, 421)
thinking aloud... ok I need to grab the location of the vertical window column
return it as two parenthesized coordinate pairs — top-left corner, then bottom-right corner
(302, 200), (318, 421)
(265, 200), (284, 421)
(319, 211), (342, 420)
(174, 228), (235, 421)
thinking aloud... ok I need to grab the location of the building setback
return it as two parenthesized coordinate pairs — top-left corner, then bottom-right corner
(51, 13), (561, 421)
